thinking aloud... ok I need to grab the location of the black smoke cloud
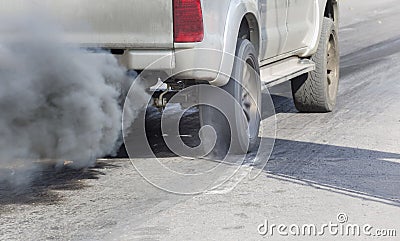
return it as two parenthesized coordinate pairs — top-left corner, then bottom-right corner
(0, 13), (146, 186)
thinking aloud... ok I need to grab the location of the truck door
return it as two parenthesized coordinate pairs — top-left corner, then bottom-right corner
(259, 0), (288, 60)
(282, 0), (316, 53)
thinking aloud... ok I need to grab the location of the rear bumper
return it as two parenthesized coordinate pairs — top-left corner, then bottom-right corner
(117, 48), (229, 86)
(118, 50), (175, 70)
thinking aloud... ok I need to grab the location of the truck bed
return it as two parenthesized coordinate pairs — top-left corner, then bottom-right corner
(0, 0), (174, 48)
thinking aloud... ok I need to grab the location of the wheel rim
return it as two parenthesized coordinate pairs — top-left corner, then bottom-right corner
(241, 59), (259, 140)
(326, 33), (339, 101)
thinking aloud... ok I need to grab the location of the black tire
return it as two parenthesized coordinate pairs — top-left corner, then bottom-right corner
(199, 39), (261, 155)
(291, 17), (339, 112)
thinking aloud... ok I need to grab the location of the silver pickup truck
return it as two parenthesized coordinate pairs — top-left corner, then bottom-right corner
(0, 0), (339, 154)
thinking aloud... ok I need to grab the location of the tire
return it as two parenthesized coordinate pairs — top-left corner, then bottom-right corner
(291, 17), (339, 112)
(199, 39), (261, 155)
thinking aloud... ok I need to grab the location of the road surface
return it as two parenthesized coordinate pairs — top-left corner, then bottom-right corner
(1, 0), (400, 240)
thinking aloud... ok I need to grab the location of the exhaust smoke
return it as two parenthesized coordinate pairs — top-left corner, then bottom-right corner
(0, 13), (145, 186)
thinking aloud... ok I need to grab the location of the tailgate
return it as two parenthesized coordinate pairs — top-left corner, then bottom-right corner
(0, 0), (174, 49)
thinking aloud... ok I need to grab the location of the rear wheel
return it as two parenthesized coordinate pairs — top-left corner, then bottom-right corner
(291, 17), (339, 112)
(199, 39), (261, 155)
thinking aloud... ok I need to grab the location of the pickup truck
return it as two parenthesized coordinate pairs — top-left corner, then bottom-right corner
(0, 0), (339, 154)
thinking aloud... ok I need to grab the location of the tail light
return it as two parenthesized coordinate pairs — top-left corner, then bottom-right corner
(173, 0), (204, 42)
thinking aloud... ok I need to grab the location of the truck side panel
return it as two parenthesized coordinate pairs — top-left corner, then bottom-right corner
(0, 0), (174, 48)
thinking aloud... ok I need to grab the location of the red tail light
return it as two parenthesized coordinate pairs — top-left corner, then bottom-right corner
(173, 0), (204, 42)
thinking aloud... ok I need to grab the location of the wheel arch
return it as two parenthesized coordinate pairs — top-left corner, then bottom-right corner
(301, 0), (339, 57)
(209, 0), (261, 86)
(324, 0), (339, 27)
(238, 13), (260, 57)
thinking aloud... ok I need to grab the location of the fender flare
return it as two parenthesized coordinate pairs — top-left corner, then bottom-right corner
(302, 0), (339, 57)
(209, 0), (261, 86)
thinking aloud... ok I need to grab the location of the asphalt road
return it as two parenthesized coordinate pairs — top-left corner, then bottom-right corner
(1, 0), (400, 240)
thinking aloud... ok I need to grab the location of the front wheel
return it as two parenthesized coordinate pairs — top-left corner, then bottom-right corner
(291, 17), (340, 112)
(199, 39), (261, 155)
